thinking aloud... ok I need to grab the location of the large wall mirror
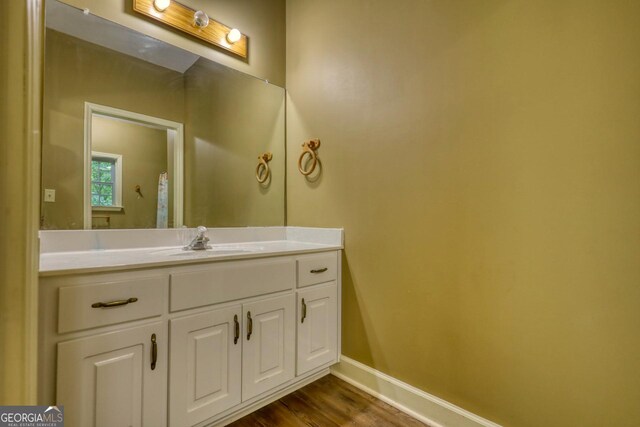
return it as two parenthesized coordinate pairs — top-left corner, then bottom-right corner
(41, 0), (285, 230)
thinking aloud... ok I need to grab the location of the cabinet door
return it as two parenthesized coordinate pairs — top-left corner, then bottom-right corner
(57, 321), (167, 427)
(242, 294), (295, 401)
(169, 305), (242, 427)
(297, 282), (338, 375)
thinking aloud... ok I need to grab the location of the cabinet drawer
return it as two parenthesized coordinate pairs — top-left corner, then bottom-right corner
(297, 252), (338, 288)
(58, 276), (167, 334)
(170, 258), (296, 312)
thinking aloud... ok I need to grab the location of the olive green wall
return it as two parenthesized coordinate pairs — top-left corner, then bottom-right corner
(92, 116), (170, 229)
(0, 0), (41, 404)
(184, 58), (285, 227)
(286, 1), (640, 426)
(58, 0), (286, 86)
(42, 29), (184, 229)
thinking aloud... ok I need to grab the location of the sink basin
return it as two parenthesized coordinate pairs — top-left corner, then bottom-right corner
(151, 245), (263, 257)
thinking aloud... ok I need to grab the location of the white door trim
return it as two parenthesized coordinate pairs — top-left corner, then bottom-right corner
(83, 102), (184, 229)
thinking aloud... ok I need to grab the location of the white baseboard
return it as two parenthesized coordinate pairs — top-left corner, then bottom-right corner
(331, 356), (502, 427)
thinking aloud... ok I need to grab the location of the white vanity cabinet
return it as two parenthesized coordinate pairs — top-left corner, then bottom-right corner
(295, 252), (339, 376)
(169, 306), (242, 427)
(296, 282), (338, 375)
(39, 249), (341, 427)
(167, 258), (297, 426)
(242, 294), (296, 400)
(57, 321), (167, 427)
(169, 294), (296, 427)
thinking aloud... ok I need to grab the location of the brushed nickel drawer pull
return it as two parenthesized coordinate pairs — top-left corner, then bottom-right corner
(151, 333), (157, 370)
(310, 268), (328, 274)
(91, 297), (138, 308)
(247, 311), (253, 340)
(301, 298), (307, 323)
(234, 314), (240, 345)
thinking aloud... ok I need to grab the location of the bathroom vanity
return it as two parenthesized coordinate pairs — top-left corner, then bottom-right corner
(37, 4), (338, 425)
(38, 227), (343, 427)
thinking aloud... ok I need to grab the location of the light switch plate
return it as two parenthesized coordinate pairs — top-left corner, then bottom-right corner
(44, 189), (56, 202)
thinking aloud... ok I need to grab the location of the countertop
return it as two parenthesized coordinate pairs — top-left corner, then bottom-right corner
(39, 240), (342, 277)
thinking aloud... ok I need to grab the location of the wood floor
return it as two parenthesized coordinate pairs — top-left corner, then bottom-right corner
(228, 374), (428, 427)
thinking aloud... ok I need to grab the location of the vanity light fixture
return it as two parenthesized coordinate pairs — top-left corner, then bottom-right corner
(226, 28), (242, 44)
(153, 0), (170, 12)
(134, 0), (248, 58)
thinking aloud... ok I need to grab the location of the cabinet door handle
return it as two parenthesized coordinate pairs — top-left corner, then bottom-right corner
(91, 297), (138, 308)
(310, 268), (328, 274)
(151, 333), (157, 370)
(301, 298), (307, 323)
(234, 314), (240, 345)
(246, 311), (253, 340)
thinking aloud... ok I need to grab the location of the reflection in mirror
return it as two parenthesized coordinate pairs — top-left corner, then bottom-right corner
(41, 0), (285, 230)
(84, 104), (184, 229)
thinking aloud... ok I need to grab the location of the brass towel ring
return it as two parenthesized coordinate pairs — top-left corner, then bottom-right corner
(256, 152), (273, 183)
(298, 139), (321, 176)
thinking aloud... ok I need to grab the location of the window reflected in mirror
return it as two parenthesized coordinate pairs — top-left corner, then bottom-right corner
(91, 154), (119, 208)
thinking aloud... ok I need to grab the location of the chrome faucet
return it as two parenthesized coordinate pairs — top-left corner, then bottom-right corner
(184, 226), (212, 251)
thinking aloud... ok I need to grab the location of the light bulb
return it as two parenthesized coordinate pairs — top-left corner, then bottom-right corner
(153, 0), (170, 12)
(193, 10), (209, 28)
(226, 28), (242, 44)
